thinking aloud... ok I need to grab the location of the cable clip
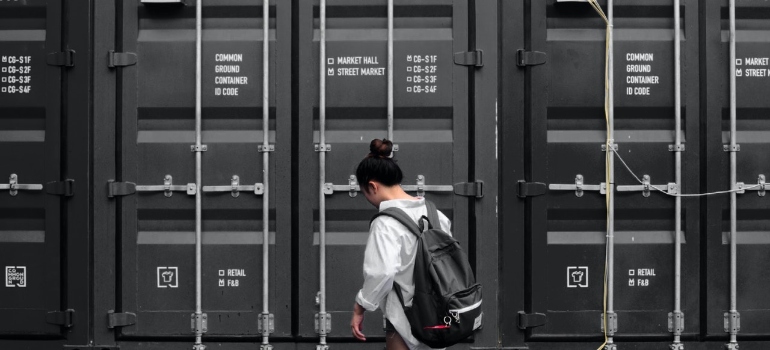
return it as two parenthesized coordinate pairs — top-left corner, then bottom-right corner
(602, 142), (618, 152)
(669, 144), (686, 152)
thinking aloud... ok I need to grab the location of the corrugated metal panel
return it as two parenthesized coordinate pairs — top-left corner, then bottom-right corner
(297, 0), (471, 341)
(514, 0), (701, 343)
(706, 0), (770, 339)
(0, 0), (64, 337)
(106, 0), (292, 338)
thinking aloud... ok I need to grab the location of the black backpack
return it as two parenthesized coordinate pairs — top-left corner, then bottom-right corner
(372, 200), (482, 348)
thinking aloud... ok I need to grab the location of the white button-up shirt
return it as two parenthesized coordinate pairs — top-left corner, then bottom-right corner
(355, 198), (451, 350)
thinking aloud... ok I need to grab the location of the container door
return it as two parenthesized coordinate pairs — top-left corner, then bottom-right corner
(114, 0), (291, 337)
(524, 0), (700, 339)
(297, 0), (471, 341)
(0, 0), (64, 337)
(706, 0), (770, 338)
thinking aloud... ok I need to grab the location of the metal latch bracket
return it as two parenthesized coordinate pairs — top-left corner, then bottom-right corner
(669, 144), (686, 152)
(46, 309), (75, 327)
(46, 179), (75, 197)
(517, 311), (546, 329)
(258, 313), (275, 334)
(107, 310), (137, 328)
(668, 311), (685, 334)
(454, 50), (483, 67)
(108, 51), (137, 68)
(724, 144), (741, 152)
(601, 312), (618, 335)
(315, 144), (331, 152)
(258, 144), (275, 152)
(455, 181), (484, 198)
(107, 180), (137, 198)
(47, 50), (75, 67)
(516, 50), (546, 67)
(191, 313), (208, 333)
(191, 145), (208, 152)
(516, 180), (546, 198)
(724, 311), (740, 334)
(315, 312), (332, 335)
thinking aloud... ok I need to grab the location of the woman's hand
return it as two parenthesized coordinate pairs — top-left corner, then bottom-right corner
(351, 302), (366, 341)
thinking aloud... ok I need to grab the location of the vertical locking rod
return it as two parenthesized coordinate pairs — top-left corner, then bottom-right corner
(193, 0), (205, 348)
(728, 0), (739, 348)
(606, 0), (616, 348)
(672, 0), (684, 348)
(262, 0), (273, 348)
(318, 0), (329, 348)
(387, 0), (394, 142)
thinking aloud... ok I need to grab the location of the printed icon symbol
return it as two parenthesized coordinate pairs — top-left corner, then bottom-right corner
(736, 59), (742, 66)
(629, 278), (635, 287)
(327, 68), (334, 76)
(5, 266), (26, 287)
(327, 58), (334, 65)
(628, 269), (635, 276)
(567, 266), (589, 288)
(218, 279), (225, 287)
(736, 69), (743, 77)
(219, 270), (225, 276)
(157, 267), (178, 288)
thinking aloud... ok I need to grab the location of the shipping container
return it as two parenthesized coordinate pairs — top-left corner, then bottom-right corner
(2, 0), (770, 349)
(704, 0), (770, 342)
(91, 0), (293, 344)
(295, 1), (497, 348)
(503, 0), (701, 345)
(0, 0), (91, 346)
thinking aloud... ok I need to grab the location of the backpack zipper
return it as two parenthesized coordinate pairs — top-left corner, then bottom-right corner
(448, 299), (483, 322)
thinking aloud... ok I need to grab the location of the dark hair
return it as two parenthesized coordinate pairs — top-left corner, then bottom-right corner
(356, 138), (403, 189)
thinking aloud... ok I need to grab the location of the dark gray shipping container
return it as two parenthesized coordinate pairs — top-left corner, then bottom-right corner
(295, 1), (497, 348)
(0, 0), (65, 337)
(0, 0), (91, 346)
(92, 0), (293, 341)
(704, 0), (770, 341)
(2, 0), (770, 349)
(506, 0), (701, 342)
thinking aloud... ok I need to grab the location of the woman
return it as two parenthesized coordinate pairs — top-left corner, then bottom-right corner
(349, 139), (451, 350)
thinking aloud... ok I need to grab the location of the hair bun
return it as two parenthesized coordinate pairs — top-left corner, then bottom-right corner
(369, 138), (393, 159)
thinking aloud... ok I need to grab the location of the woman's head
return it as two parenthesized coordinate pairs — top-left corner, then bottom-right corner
(356, 139), (404, 206)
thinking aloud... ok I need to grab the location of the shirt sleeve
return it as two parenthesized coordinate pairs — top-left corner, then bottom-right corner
(355, 217), (402, 312)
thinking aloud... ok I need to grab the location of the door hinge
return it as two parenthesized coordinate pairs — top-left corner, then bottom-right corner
(107, 180), (137, 198)
(108, 51), (137, 68)
(47, 50), (76, 67)
(454, 50), (483, 67)
(517, 50), (546, 67)
(454, 181), (483, 198)
(517, 181), (546, 198)
(107, 310), (137, 328)
(46, 179), (75, 197)
(517, 311), (546, 329)
(46, 309), (75, 327)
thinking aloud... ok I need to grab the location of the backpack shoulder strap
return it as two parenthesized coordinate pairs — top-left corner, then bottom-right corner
(425, 200), (441, 230)
(370, 207), (422, 237)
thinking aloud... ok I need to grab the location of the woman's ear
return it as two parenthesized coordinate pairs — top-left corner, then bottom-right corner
(367, 181), (378, 194)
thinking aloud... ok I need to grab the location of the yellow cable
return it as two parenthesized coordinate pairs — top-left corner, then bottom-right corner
(586, 1), (609, 349)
